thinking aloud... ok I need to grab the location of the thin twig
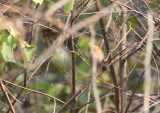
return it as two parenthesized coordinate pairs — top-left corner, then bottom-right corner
(94, 1), (120, 112)
(6, 72), (27, 113)
(29, 3), (39, 45)
(0, 78), (15, 113)
(125, 50), (160, 113)
(76, 77), (128, 111)
(2, 79), (66, 105)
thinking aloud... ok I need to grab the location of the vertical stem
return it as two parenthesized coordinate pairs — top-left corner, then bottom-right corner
(70, 11), (76, 113)
(90, 25), (102, 113)
(94, 1), (120, 112)
(92, 59), (102, 113)
(85, 87), (91, 113)
(143, 12), (154, 113)
(29, 3), (39, 45)
(34, 77), (40, 113)
(120, 6), (127, 113)
(6, 3), (38, 113)
(34, 16), (41, 113)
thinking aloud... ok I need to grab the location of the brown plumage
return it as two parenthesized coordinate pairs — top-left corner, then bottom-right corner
(90, 46), (104, 68)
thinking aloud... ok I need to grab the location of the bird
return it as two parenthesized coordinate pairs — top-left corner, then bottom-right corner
(90, 45), (104, 68)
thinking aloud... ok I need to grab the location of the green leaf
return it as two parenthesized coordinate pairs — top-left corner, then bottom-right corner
(0, 51), (4, 60)
(0, 30), (4, 35)
(64, 0), (75, 14)
(21, 42), (36, 66)
(129, 18), (138, 26)
(78, 35), (90, 50)
(149, 3), (159, 8)
(32, 0), (43, 5)
(10, 26), (20, 38)
(46, 84), (64, 96)
(0, 35), (18, 62)
(0, 30), (9, 38)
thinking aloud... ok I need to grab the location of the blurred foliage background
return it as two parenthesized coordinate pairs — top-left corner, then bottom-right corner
(0, 0), (160, 113)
